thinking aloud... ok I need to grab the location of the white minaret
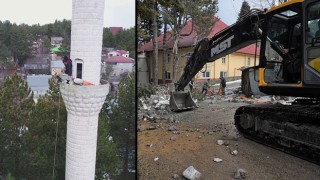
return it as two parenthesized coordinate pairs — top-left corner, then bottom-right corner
(60, 0), (108, 179)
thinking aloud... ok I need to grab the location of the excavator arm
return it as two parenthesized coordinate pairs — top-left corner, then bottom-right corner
(175, 9), (265, 91)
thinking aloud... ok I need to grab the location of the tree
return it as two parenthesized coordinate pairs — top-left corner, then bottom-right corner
(107, 72), (135, 178)
(152, 1), (159, 85)
(0, 73), (34, 178)
(9, 25), (33, 66)
(102, 63), (114, 80)
(95, 112), (121, 178)
(103, 28), (116, 48)
(237, 0), (251, 22)
(160, 0), (218, 81)
(22, 76), (67, 179)
(0, 41), (11, 65)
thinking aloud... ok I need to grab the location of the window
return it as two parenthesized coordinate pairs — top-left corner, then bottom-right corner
(220, 71), (227, 78)
(307, 1), (320, 42)
(202, 71), (210, 78)
(222, 56), (226, 64)
(167, 54), (171, 63)
(247, 58), (251, 66)
(165, 71), (171, 79)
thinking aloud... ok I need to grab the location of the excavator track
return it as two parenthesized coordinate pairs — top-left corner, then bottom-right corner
(234, 101), (320, 165)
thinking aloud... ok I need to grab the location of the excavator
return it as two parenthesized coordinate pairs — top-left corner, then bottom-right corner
(170, 0), (320, 164)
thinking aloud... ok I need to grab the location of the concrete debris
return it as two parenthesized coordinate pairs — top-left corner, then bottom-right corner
(213, 157), (223, 162)
(182, 166), (201, 180)
(168, 125), (177, 131)
(231, 150), (238, 156)
(217, 140), (224, 145)
(173, 174), (179, 179)
(170, 136), (177, 141)
(138, 125), (146, 132)
(146, 143), (153, 147)
(148, 125), (157, 130)
(138, 82), (296, 125)
(172, 131), (180, 134)
(234, 168), (247, 179)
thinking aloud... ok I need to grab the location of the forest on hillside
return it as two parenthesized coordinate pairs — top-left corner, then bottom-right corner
(0, 19), (135, 68)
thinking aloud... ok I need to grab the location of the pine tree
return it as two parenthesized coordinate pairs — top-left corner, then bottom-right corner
(107, 72), (136, 178)
(23, 76), (67, 179)
(0, 73), (34, 178)
(237, 0), (251, 22)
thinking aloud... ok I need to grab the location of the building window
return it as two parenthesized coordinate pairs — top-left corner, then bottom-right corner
(247, 57), (251, 66)
(165, 71), (171, 79)
(222, 56), (226, 64)
(202, 71), (210, 78)
(220, 71), (227, 78)
(167, 54), (171, 63)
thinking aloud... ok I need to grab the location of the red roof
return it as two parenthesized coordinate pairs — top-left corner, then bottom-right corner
(109, 27), (123, 36)
(116, 50), (129, 55)
(139, 19), (258, 55)
(237, 44), (260, 56)
(104, 56), (134, 63)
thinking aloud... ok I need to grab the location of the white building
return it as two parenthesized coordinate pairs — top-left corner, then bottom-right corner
(103, 56), (134, 76)
(107, 50), (129, 58)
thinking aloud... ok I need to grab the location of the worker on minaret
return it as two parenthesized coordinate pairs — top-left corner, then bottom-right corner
(60, 0), (108, 179)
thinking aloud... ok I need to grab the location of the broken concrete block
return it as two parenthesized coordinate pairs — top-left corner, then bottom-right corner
(213, 157), (223, 162)
(168, 125), (177, 131)
(217, 140), (224, 145)
(231, 150), (238, 156)
(138, 125), (145, 132)
(173, 174), (179, 179)
(234, 168), (247, 179)
(182, 166), (201, 180)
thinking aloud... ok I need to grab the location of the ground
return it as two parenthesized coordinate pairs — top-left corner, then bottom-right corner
(138, 96), (320, 180)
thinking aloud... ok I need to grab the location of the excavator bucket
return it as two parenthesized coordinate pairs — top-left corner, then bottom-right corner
(169, 91), (197, 111)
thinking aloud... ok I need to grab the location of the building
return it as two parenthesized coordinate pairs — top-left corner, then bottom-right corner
(138, 19), (260, 84)
(109, 27), (123, 36)
(103, 56), (134, 76)
(51, 36), (64, 46)
(50, 60), (65, 75)
(107, 50), (130, 58)
(27, 74), (52, 103)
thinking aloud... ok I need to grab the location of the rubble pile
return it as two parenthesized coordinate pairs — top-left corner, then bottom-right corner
(138, 85), (172, 121)
(138, 82), (298, 123)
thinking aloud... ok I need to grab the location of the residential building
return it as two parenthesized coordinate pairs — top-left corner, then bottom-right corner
(50, 60), (65, 75)
(108, 50), (130, 58)
(23, 54), (51, 75)
(51, 36), (64, 46)
(103, 56), (135, 76)
(109, 27), (123, 36)
(138, 19), (260, 84)
(27, 74), (52, 103)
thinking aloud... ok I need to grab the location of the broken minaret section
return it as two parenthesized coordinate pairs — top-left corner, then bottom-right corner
(60, 0), (108, 179)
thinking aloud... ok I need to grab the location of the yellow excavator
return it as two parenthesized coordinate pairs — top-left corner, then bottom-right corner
(170, 0), (320, 164)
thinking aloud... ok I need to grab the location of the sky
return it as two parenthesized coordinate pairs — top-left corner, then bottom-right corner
(217, 0), (272, 25)
(0, 0), (135, 28)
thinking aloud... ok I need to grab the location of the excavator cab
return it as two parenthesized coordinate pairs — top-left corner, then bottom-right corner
(258, 0), (320, 98)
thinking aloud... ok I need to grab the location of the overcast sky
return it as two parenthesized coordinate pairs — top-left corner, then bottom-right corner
(0, 0), (135, 28)
(217, 0), (272, 25)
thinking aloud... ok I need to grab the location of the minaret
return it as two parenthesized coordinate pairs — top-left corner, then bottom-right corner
(60, 0), (108, 179)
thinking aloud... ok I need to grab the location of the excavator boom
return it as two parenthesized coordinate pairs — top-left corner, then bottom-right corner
(175, 9), (265, 91)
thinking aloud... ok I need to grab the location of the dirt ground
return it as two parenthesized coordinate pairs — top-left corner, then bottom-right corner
(137, 99), (320, 180)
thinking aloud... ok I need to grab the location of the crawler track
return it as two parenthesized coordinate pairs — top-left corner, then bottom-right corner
(234, 102), (320, 165)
